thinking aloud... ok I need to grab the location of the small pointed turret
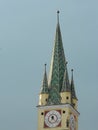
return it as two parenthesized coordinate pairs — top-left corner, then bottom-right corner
(48, 11), (66, 92)
(41, 64), (48, 94)
(71, 69), (77, 99)
(61, 62), (70, 92)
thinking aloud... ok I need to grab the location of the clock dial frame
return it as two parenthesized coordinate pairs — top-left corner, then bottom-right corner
(70, 114), (76, 130)
(44, 110), (61, 128)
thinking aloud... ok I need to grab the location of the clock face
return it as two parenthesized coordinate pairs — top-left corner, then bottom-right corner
(44, 110), (61, 128)
(70, 114), (76, 130)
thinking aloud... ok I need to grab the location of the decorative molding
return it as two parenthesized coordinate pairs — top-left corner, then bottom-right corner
(37, 104), (80, 116)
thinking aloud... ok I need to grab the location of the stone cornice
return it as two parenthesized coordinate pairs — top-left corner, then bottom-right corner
(37, 104), (80, 116)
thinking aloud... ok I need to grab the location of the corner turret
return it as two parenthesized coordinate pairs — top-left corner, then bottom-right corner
(71, 69), (78, 109)
(60, 62), (71, 104)
(39, 64), (49, 105)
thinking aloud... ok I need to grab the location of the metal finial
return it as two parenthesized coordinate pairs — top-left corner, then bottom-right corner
(71, 69), (74, 79)
(57, 10), (60, 23)
(71, 69), (74, 72)
(57, 10), (60, 14)
(44, 63), (47, 71)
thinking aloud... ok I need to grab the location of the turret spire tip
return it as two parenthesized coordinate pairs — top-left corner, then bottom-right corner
(66, 61), (68, 65)
(71, 69), (74, 79)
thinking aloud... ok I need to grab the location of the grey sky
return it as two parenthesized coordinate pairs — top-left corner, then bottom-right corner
(0, 0), (98, 130)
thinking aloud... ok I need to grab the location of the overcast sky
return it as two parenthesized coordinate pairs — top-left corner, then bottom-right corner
(0, 0), (98, 130)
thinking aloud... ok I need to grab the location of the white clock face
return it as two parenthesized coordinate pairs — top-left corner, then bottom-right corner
(44, 110), (61, 128)
(70, 114), (76, 130)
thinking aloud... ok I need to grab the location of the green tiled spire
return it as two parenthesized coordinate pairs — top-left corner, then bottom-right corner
(48, 11), (66, 92)
(61, 62), (71, 92)
(47, 87), (61, 105)
(71, 69), (77, 99)
(40, 64), (48, 94)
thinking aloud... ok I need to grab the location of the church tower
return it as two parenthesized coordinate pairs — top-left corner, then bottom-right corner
(37, 11), (80, 130)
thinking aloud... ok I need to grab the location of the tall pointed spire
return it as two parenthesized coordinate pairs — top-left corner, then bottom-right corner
(71, 69), (77, 99)
(61, 62), (70, 92)
(48, 11), (66, 92)
(40, 64), (48, 94)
